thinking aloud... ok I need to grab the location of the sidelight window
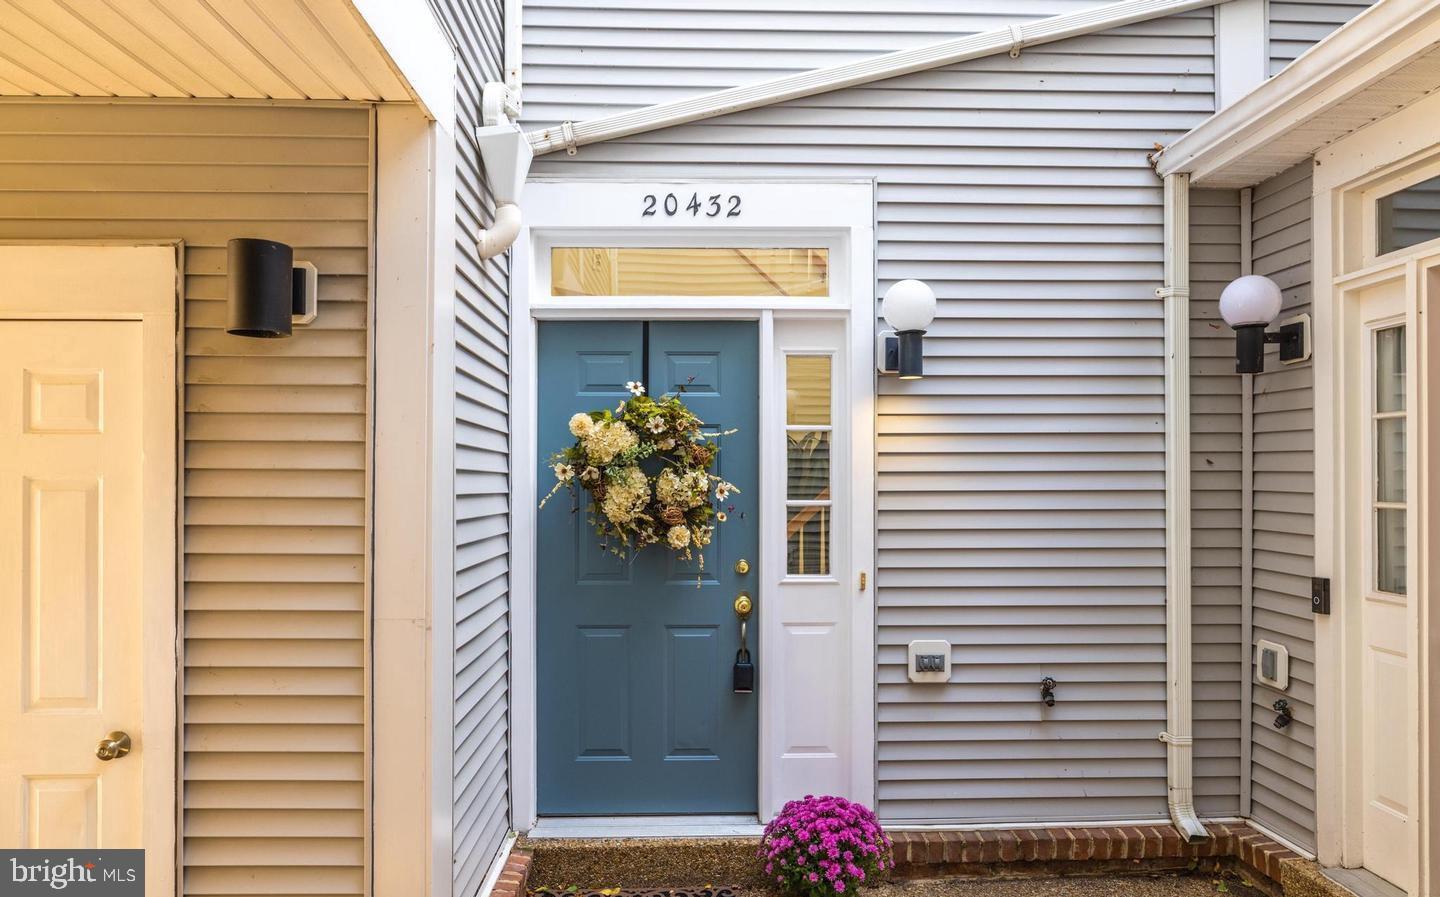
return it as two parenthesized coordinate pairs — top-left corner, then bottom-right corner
(785, 354), (832, 575)
(1373, 325), (1407, 595)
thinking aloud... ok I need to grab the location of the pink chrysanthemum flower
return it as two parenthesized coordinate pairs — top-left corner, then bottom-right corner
(756, 796), (892, 897)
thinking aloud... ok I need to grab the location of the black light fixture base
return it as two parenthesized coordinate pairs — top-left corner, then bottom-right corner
(1274, 320), (1306, 364)
(1234, 323), (1266, 374)
(1233, 317), (1310, 374)
(896, 329), (924, 380)
(882, 335), (900, 373)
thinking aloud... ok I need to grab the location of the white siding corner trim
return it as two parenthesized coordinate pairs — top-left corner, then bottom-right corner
(372, 104), (460, 897)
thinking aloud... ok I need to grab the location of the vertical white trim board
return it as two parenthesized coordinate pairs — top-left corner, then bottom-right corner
(372, 105), (458, 897)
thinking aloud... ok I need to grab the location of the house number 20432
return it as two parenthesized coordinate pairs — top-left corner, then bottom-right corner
(642, 192), (741, 219)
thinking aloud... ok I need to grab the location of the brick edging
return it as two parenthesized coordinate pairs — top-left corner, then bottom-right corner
(493, 848), (533, 897)
(890, 822), (1299, 887)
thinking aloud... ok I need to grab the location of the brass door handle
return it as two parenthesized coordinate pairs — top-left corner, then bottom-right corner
(733, 592), (752, 619)
(96, 731), (131, 761)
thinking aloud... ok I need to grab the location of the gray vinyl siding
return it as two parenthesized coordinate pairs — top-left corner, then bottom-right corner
(0, 101), (371, 897)
(428, 0), (513, 892)
(524, 0), (1116, 130)
(1248, 160), (1316, 848)
(528, 10), (1216, 823)
(1190, 188), (1244, 818)
(1268, 1), (1374, 76)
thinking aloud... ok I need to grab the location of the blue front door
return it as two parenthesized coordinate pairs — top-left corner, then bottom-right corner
(537, 321), (760, 814)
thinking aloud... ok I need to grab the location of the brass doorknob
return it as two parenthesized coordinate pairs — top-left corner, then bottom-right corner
(733, 592), (753, 619)
(96, 731), (131, 761)
(734, 558), (751, 575)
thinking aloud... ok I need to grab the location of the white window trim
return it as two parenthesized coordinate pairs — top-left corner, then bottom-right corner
(510, 179), (876, 830)
(1311, 95), (1439, 892)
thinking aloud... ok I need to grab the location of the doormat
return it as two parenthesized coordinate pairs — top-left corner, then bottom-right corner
(530, 888), (739, 897)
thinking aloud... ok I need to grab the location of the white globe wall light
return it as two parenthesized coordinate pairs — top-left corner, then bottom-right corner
(1218, 274), (1310, 373)
(879, 279), (936, 380)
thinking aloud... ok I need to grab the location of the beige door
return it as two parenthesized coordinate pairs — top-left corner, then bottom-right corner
(0, 321), (145, 847)
(1354, 276), (1416, 892)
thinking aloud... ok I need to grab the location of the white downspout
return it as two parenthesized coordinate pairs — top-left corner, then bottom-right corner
(478, 202), (522, 260)
(475, 0), (527, 259)
(1159, 171), (1209, 843)
(1238, 186), (1255, 819)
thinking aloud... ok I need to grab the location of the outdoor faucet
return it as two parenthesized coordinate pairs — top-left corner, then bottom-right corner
(1273, 699), (1293, 729)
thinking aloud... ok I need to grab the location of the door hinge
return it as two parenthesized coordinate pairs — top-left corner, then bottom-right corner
(859, 571), (867, 592)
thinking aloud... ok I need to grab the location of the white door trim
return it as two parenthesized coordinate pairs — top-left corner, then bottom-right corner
(0, 242), (179, 897)
(510, 179), (876, 830)
(1312, 102), (1438, 892)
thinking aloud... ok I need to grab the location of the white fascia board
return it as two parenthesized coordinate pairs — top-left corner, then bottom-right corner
(348, 0), (457, 132)
(528, 0), (1232, 155)
(1156, 0), (1440, 184)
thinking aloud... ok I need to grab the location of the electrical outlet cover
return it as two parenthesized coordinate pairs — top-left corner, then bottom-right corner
(907, 639), (951, 683)
(1255, 639), (1289, 690)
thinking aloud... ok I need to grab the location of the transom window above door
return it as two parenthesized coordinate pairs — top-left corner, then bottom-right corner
(1376, 174), (1440, 256)
(551, 247), (829, 298)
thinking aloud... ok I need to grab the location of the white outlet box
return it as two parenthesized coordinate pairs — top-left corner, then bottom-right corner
(907, 639), (951, 683)
(1255, 639), (1289, 690)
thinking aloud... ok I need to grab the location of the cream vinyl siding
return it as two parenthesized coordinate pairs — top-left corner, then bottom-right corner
(0, 101), (371, 897)
(1246, 160), (1317, 848)
(528, 10), (1216, 823)
(1189, 188), (1243, 818)
(427, 0), (514, 892)
(1268, 1), (1375, 77)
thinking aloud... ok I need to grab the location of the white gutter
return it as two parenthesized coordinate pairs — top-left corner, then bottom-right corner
(528, 0), (1233, 155)
(1159, 172), (1208, 843)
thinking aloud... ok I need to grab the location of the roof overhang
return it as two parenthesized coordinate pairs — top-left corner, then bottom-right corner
(1155, 0), (1440, 189)
(527, 0), (1233, 156)
(0, 0), (455, 129)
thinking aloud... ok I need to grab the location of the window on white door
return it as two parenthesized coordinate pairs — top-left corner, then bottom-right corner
(1373, 325), (1406, 595)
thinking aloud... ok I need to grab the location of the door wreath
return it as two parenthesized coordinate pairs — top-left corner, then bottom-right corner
(541, 381), (739, 571)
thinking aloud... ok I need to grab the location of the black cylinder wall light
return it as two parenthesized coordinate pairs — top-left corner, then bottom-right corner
(227, 238), (294, 339)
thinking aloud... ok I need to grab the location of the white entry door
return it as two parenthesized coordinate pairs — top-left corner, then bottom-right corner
(0, 321), (147, 847)
(1353, 276), (1416, 893)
